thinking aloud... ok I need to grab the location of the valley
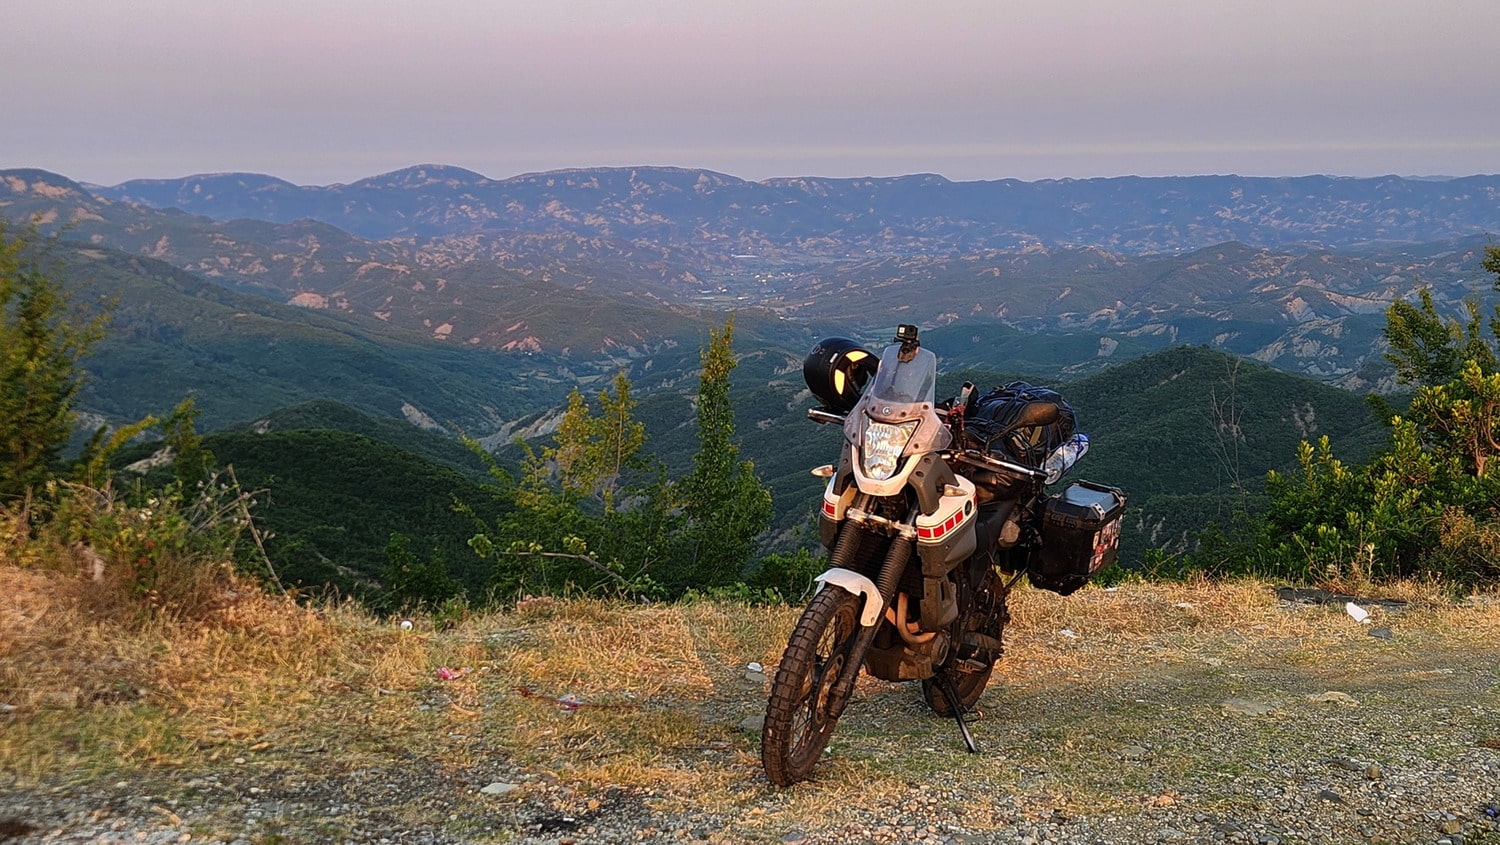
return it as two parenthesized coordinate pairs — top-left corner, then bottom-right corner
(4, 164), (1498, 595)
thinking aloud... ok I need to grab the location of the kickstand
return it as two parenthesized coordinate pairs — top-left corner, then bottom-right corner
(933, 675), (980, 754)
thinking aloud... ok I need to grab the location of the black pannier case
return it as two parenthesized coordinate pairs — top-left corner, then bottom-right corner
(1029, 481), (1127, 596)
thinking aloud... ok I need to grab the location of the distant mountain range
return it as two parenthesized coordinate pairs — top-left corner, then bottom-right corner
(88, 165), (1500, 253)
(7, 166), (1498, 400)
(1, 168), (755, 357)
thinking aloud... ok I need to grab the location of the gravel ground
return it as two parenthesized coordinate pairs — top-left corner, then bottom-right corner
(4, 600), (1499, 844)
(4, 740), (1498, 845)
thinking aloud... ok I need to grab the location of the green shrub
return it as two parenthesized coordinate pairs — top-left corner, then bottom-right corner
(1196, 246), (1500, 590)
(747, 548), (823, 602)
(41, 473), (262, 621)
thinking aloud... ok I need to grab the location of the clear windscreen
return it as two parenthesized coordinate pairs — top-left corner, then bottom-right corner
(849, 343), (951, 454)
(867, 344), (937, 406)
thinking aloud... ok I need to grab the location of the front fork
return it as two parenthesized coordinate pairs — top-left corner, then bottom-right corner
(820, 520), (915, 721)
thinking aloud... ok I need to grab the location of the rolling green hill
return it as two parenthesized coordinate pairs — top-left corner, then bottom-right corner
(1061, 346), (1387, 561)
(60, 243), (573, 432)
(48, 237), (831, 438)
(228, 399), (492, 477)
(202, 429), (500, 600)
(101, 344), (1389, 600)
(929, 348), (1387, 564)
(111, 400), (512, 602)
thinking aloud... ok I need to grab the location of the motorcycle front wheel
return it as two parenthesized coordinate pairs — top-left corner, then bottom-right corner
(761, 586), (861, 786)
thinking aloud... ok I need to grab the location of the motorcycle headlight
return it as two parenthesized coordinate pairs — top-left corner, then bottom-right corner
(862, 420), (919, 481)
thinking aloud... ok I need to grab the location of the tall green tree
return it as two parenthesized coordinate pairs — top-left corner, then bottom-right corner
(0, 223), (107, 502)
(1407, 360), (1500, 477)
(466, 371), (670, 599)
(160, 396), (215, 490)
(551, 372), (647, 513)
(665, 314), (772, 593)
(1384, 248), (1500, 478)
(1384, 288), (1495, 386)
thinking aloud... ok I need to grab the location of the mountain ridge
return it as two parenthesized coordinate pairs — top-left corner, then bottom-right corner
(10, 166), (1497, 386)
(85, 166), (1500, 253)
(1, 170), (780, 357)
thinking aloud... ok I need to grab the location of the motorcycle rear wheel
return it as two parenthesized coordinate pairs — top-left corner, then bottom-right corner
(922, 569), (1006, 717)
(761, 586), (861, 786)
(921, 663), (993, 716)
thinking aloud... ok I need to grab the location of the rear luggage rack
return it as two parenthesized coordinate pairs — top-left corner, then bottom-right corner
(950, 449), (1047, 482)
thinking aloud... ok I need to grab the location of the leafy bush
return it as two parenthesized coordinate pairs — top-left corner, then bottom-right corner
(1196, 246), (1500, 590)
(20, 472), (263, 623)
(747, 548), (823, 602)
(379, 532), (460, 613)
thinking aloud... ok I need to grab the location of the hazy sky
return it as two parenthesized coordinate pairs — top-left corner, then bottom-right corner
(4, 0), (1498, 186)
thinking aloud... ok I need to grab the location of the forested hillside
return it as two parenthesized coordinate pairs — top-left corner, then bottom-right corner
(1062, 347), (1387, 560)
(61, 243), (567, 431)
(8, 171), (1500, 605)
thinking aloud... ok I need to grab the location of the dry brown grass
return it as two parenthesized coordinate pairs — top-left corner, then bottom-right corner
(0, 561), (433, 781)
(493, 598), (794, 698)
(1010, 575), (1490, 654)
(4, 559), (1497, 833)
(438, 598), (801, 808)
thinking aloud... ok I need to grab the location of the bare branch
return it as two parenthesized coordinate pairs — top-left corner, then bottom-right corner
(227, 465), (285, 594)
(499, 549), (628, 586)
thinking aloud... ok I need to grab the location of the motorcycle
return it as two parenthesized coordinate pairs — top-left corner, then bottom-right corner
(760, 324), (1126, 786)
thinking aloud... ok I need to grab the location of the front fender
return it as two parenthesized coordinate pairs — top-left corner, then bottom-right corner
(814, 567), (883, 627)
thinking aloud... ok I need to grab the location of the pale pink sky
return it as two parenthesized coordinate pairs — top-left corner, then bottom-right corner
(4, 0), (1497, 185)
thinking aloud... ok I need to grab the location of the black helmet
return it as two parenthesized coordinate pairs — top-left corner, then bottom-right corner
(803, 337), (877, 413)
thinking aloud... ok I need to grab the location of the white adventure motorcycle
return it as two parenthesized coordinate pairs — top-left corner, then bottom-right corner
(761, 324), (1126, 786)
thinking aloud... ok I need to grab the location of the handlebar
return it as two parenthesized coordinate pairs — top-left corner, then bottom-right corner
(806, 407), (1045, 482)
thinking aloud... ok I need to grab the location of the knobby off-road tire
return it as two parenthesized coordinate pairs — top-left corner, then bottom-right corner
(761, 586), (862, 786)
(922, 569), (1006, 716)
